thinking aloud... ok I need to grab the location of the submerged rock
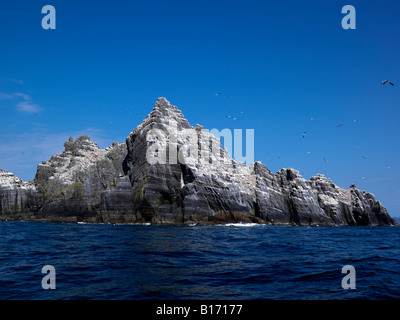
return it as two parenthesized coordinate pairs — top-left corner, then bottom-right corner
(0, 98), (397, 226)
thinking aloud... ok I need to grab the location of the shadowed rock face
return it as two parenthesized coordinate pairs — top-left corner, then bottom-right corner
(253, 163), (396, 226)
(0, 98), (397, 226)
(252, 163), (333, 225)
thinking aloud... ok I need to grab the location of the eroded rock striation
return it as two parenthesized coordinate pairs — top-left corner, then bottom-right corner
(125, 97), (258, 224)
(0, 98), (397, 225)
(0, 170), (37, 217)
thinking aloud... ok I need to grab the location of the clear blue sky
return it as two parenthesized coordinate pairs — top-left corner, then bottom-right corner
(0, 0), (399, 215)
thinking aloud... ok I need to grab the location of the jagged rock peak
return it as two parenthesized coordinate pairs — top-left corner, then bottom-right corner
(146, 97), (191, 128)
(152, 97), (179, 116)
(155, 97), (175, 108)
(0, 169), (22, 181)
(0, 170), (33, 190)
(35, 135), (125, 187)
(63, 135), (100, 153)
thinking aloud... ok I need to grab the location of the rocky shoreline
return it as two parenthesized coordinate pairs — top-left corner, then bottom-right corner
(0, 98), (397, 226)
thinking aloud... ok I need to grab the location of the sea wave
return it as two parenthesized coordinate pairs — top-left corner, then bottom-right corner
(1, 221), (399, 299)
(115, 223), (151, 226)
(77, 221), (151, 226)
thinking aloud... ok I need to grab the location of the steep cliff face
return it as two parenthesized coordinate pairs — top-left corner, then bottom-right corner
(33, 136), (129, 222)
(0, 97), (397, 226)
(253, 162), (396, 226)
(0, 170), (37, 218)
(125, 97), (258, 224)
(309, 174), (355, 225)
(348, 184), (395, 226)
(252, 163), (333, 225)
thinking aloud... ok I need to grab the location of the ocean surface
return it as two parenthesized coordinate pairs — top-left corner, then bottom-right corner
(0, 221), (400, 300)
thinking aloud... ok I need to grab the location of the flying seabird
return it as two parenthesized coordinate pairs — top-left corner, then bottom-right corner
(302, 131), (307, 138)
(336, 124), (343, 128)
(382, 80), (394, 86)
(361, 156), (368, 159)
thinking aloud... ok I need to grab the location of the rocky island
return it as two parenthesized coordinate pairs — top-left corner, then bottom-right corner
(0, 98), (397, 226)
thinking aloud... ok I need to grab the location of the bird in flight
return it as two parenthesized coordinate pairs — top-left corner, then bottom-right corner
(361, 156), (367, 159)
(336, 124), (343, 128)
(382, 80), (394, 86)
(302, 131), (307, 138)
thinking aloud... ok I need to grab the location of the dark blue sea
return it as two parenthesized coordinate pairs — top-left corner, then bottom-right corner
(1, 221), (400, 300)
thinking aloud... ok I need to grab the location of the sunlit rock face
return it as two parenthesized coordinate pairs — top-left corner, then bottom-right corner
(125, 97), (258, 224)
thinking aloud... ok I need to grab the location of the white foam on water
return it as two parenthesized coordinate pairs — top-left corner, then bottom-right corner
(77, 222), (151, 226)
(115, 223), (151, 226)
(216, 222), (264, 227)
